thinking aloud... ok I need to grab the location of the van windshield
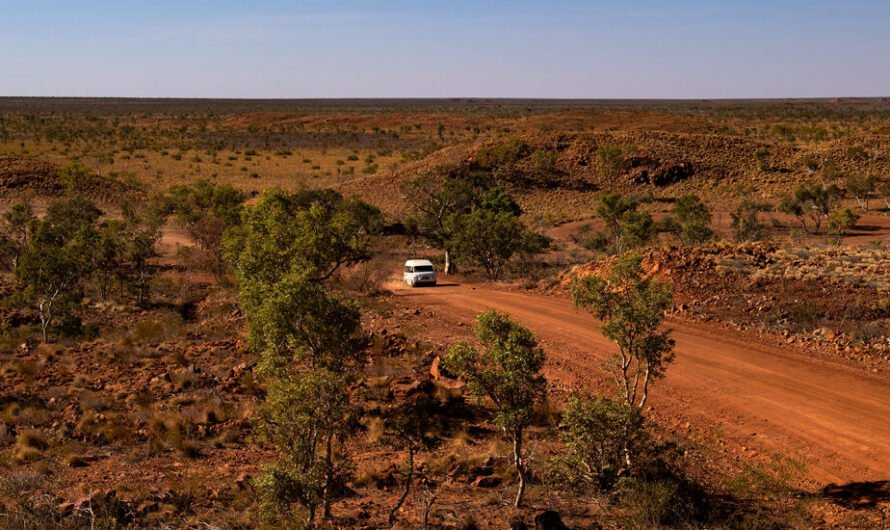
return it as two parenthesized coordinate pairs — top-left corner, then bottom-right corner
(412, 265), (434, 272)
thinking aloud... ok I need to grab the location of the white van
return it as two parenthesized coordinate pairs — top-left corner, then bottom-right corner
(403, 259), (437, 287)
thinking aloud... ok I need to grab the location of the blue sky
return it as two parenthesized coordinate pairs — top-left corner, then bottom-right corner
(1, 0), (888, 98)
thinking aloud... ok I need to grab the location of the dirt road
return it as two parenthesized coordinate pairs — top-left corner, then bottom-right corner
(394, 282), (890, 486)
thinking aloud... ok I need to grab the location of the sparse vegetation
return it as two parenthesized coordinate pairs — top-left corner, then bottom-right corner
(443, 310), (547, 507)
(661, 194), (714, 245)
(591, 191), (658, 253)
(0, 98), (887, 529)
(571, 254), (675, 413)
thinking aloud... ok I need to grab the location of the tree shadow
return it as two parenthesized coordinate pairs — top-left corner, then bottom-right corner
(822, 480), (890, 509)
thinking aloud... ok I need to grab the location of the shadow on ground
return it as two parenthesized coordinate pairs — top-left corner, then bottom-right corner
(822, 480), (890, 509)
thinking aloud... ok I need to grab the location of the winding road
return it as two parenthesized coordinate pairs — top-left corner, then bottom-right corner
(394, 281), (890, 485)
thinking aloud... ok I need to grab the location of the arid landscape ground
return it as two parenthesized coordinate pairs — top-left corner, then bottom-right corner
(0, 98), (888, 529)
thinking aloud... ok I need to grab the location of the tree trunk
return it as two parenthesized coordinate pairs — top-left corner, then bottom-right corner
(421, 489), (437, 530)
(307, 505), (316, 528)
(444, 248), (454, 275)
(622, 419), (634, 470)
(322, 432), (334, 519)
(389, 444), (414, 528)
(39, 297), (54, 344)
(512, 430), (527, 508)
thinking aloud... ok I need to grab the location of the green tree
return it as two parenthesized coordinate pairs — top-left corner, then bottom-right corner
(844, 174), (878, 212)
(156, 180), (245, 278)
(571, 254), (674, 413)
(827, 208), (859, 245)
(595, 192), (658, 253)
(403, 169), (480, 274)
(254, 367), (357, 526)
(447, 187), (544, 280)
(618, 209), (659, 252)
(247, 273), (365, 375)
(662, 194), (714, 245)
(558, 393), (647, 491)
(778, 182), (844, 234)
(597, 145), (635, 181)
(58, 161), (98, 195)
(0, 201), (37, 271)
(443, 310), (547, 507)
(232, 209), (368, 525)
(731, 199), (773, 241)
(449, 209), (523, 281)
(596, 191), (639, 236)
(226, 188), (381, 293)
(123, 212), (161, 306)
(92, 205), (161, 305)
(94, 219), (126, 301)
(16, 197), (101, 342)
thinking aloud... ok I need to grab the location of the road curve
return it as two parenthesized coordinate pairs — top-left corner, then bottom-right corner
(394, 282), (890, 485)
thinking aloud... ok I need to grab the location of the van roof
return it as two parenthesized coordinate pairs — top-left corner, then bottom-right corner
(405, 259), (434, 267)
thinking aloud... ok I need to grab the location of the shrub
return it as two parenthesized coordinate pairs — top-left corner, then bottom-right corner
(663, 194), (714, 245)
(731, 199), (773, 241)
(594, 192), (657, 253)
(616, 479), (688, 528)
(475, 138), (530, 170)
(443, 310), (546, 507)
(827, 208), (859, 245)
(556, 394), (647, 491)
(754, 147), (770, 171)
(597, 145), (636, 180)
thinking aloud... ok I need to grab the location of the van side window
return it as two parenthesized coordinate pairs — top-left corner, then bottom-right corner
(404, 266), (413, 273)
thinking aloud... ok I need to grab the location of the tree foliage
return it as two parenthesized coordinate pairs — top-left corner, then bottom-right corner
(778, 182), (844, 234)
(226, 188), (382, 292)
(0, 201), (37, 271)
(403, 167), (489, 274)
(443, 310), (546, 507)
(406, 169), (543, 278)
(661, 194), (714, 245)
(593, 192), (658, 253)
(254, 367), (357, 525)
(247, 273), (365, 375)
(571, 254), (674, 411)
(154, 180), (245, 277)
(557, 394), (647, 491)
(827, 208), (859, 245)
(15, 197), (102, 342)
(597, 145), (636, 181)
(229, 189), (377, 525)
(730, 199), (773, 242)
(844, 174), (878, 212)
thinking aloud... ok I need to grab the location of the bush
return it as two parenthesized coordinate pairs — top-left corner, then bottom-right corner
(475, 138), (530, 170)
(827, 208), (859, 245)
(594, 192), (657, 253)
(555, 394), (647, 491)
(731, 199), (773, 241)
(616, 478), (692, 528)
(597, 145), (636, 180)
(663, 194), (714, 245)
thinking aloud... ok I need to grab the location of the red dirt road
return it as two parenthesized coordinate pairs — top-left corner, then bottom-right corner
(394, 282), (890, 486)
